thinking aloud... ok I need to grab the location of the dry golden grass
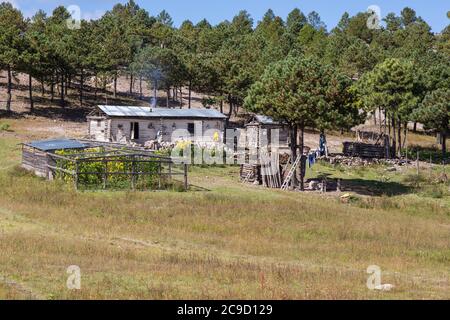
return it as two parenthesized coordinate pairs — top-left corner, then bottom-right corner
(0, 128), (449, 300)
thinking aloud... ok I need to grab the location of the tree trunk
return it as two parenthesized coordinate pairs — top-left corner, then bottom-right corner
(113, 75), (117, 99)
(413, 122), (417, 132)
(188, 80), (192, 109)
(50, 76), (54, 103)
(139, 76), (143, 100)
(397, 119), (402, 158)
(442, 131), (447, 162)
(379, 107), (383, 134)
(298, 124), (305, 191)
(6, 66), (12, 113)
(384, 110), (389, 159)
(388, 114), (391, 137)
(79, 69), (84, 107)
(289, 125), (298, 188)
(129, 74), (133, 95)
(179, 87), (183, 108)
(227, 95), (233, 119)
(94, 74), (98, 100)
(65, 73), (70, 95)
(28, 73), (34, 112)
(166, 89), (170, 108)
(41, 78), (45, 96)
(403, 122), (408, 150)
(220, 97), (223, 114)
(60, 72), (65, 108)
(391, 117), (396, 158)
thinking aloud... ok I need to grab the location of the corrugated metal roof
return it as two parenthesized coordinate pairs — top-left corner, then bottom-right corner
(98, 105), (227, 119)
(254, 115), (279, 125)
(26, 139), (87, 151)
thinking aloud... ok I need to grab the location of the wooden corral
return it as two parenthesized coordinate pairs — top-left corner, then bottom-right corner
(21, 139), (189, 191)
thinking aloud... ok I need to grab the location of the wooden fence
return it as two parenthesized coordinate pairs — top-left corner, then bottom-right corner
(46, 151), (188, 191)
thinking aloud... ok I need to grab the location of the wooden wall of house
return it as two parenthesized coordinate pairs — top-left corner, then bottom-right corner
(88, 117), (110, 142)
(107, 118), (225, 144)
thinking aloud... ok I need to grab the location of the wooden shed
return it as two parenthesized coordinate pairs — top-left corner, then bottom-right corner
(239, 115), (290, 187)
(245, 115), (289, 150)
(22, 139), (87, 178)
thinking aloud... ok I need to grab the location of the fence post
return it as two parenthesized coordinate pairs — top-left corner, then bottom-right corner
(416, 151), (420, 176)
(158, 161), (162, 189)
(103, 159), (107, 190)
(429, 154), (433, 179)
(184, 163), (188, 191)
(74, 160), (79, 191)
(131, 156), (136, 190)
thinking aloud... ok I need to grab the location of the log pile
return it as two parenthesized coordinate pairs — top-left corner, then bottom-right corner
(328, 155), (411, 167)
(343, 142), (385, 158)
(240, 164), (260, 183)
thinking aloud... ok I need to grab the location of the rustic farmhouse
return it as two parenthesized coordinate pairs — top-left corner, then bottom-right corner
(87, 105), (227, 145)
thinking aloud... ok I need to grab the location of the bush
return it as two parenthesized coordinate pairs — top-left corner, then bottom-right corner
(0, 123), (10, 131)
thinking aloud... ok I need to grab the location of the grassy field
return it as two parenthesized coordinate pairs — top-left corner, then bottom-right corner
(0, 122), (449, 300)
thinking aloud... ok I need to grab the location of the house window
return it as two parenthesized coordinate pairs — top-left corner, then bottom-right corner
(187, 123), (195, 135)
(130, 122), (139, 140)
(96, 120), (102, 127)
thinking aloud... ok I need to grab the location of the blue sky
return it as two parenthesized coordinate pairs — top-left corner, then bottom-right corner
(5, 0), (449, 32)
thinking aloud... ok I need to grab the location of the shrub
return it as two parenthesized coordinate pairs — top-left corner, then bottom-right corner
(0, 123), (10, 131)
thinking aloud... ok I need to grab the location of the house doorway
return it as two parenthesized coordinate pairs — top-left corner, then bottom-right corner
(130, 122), (140, 140)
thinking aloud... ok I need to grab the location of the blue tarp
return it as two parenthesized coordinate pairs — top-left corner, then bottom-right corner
(26, 139), (87, 151)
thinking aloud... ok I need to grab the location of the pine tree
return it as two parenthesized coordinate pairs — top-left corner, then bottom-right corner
(413, 89), (449, 160)
(0, 2), (25, 113)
